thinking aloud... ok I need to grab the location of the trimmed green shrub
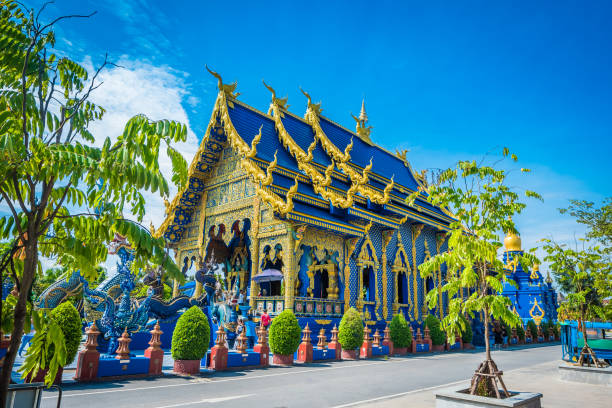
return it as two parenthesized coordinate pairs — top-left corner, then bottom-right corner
(516, 323), (525, 341)
(460, 316), (473, 344)
(268, 309), (302, 355)
(526, 319), (538, 337)
(389, 314), (412, 348)
(425, 314), (445, 345)
(50, 302), (82, 364)
(338, 307), (364, 350)
(171, 306), (210, 360)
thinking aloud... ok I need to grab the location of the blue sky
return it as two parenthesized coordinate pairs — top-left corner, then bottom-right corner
(24, 0), (611, 266)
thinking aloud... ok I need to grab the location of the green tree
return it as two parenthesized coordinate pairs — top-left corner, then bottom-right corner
(408, 149), (541, 398)
(541, 239), (610, 367)
(559, 198), (611, 249)
(0, 1), (188, 396)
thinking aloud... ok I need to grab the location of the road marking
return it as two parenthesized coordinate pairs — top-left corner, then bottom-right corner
(42, 360), (395, 399)
(155, 394), (254, 408)
(329, 379), (468, 408)
(42, 346), (559, 400)
(329, 359), (558, 408)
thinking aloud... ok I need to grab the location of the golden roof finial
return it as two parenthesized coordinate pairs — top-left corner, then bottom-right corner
(205, 65), (239, 98)
(359, 98), (368, 122)
(263, 80), (289, 111)
(351, 98), (373, 143)
(300, 87), (322, 116)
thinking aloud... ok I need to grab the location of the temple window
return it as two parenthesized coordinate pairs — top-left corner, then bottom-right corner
(397, 272), (408, 304)
(362, 266), (375, 302)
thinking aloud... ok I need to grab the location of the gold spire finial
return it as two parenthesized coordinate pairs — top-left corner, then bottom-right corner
(359, 98), (368, 122)
(351, 98), (373, 143)
(504, 231), (522, 252)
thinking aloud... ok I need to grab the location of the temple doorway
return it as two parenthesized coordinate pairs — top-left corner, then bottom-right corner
(362, 267), (375, 301)
(398, 272), (408, 304)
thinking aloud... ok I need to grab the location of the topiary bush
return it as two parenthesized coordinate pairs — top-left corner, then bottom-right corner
(516, 323), (525, 341)
(425, 314), (445, 345)
(389, 314), (412, 348)
(526, 319), (538, 337)
(460, 316), (473, 344)
(171, 306), (210, 360)
(50, 302), (82, 364)
(268, 309), (302, 355)
(338, 307), (364, 350)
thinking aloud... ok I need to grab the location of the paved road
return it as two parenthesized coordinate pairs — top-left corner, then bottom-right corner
(41, 345), (561, 408)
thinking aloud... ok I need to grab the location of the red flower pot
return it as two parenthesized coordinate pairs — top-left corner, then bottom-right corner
(393, 347), (407, 356)
(272, 354), (293, 366)
(341, 349), (358, 360)
(432, 344), (445, 352)
(25, 366), (63, 385)
(173, 359), (201, 375)
(462, 343), (474, 350)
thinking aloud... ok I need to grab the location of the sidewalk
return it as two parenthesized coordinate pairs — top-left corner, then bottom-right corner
(355, 359), (610, 408)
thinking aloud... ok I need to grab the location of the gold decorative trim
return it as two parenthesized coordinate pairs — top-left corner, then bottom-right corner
(411, 224), (424, 320)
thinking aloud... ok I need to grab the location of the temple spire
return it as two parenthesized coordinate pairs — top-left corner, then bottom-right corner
(359, 98), (368, 122)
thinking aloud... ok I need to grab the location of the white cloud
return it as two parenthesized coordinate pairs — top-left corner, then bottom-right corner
(84, 56), (200, 231)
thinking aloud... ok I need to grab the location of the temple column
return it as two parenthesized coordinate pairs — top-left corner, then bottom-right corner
(249, 198), (261, 308)
(411, 224), (424, 321)
(283, 229), (296, 311)
(173, 250), (181, 298)
(194, 190), (208, 299)
(381, 230), (394, 321)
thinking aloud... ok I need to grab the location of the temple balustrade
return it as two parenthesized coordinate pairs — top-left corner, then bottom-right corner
(254, 296), (285, 315)
(293, 296), (344, 317)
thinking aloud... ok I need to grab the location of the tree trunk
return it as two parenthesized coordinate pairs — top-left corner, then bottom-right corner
(484, 306), (491, 361)
(0, 238), (38, 408)
(577, 316), (600, 368)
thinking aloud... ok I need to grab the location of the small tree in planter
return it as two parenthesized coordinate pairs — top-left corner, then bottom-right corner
(389, 314), (412, 354)
(409, 149), (541, 400)
(425, 315), (446, 351)
(526, 319), (539, 342)
(460, 316), (473, 349)
(268, 309), (301, 365)
(542, 237), (610, 367)
(172, 306), (210, 374)
(338, 307), (364, 360)
(20, 302), (81, 384)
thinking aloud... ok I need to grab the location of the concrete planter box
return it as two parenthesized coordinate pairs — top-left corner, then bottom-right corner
(435, 386), (542, 408)
(558, 364), (612, 386)
(173, 359), (201, 375)
(272, 353), (293, 366)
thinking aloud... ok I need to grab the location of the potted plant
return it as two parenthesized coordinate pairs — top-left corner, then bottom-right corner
(389, 314), (412, 355)
(425, 315), (445, 352)
(460, 316), (474, 349)
(516, 324), (526, 344)
(410, 149), (543, 406)
(268, 309), (301, 365)
(21, 302), (81, 384)
(526, 320), (538, 343)
(338, 307), (364, 360)
(172, 306), (210, 375)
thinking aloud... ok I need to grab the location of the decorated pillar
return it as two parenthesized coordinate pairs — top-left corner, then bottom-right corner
(381, 230), (394, 320)
(74, 323), (100, 382)
(144, 323), (164, 375)
(284, 228), (296, 311)
(115, 328), (131, 360)
(328, 324), (342, 360)
(209, 326), (228, 371)
(382, 324), (394, 355)
(411, 224), (424, 321)
(253, 323), (269, 367)
(435, 232), (446, 320)
(297, 324), (313, 363)
(360, 326), (372, 359)
(250, 198), (261, 308)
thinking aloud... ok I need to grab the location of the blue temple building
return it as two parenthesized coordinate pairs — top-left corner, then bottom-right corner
(502, 232), (558, 325)
(155, 70), (557, 336)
